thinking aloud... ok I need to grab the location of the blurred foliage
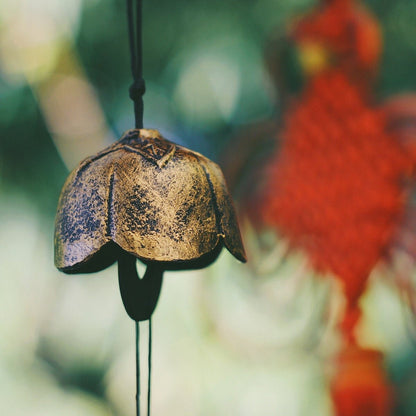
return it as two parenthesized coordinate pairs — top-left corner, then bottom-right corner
(0, 82), (67, 217)
(1, 0), (416, 219)
(2, 0), (416, 217)
(2, 0), (416, 415)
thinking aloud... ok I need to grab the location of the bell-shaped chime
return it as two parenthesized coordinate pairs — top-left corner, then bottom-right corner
(54, 1), (245, 414)
(55, 127), (246, 321)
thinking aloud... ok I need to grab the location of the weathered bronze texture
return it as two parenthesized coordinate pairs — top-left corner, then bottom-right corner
(55, 128), (246, 271)
(54, 128), (246, 320)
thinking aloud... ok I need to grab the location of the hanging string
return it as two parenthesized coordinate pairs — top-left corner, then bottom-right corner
(147, 318), (152, 416)
(135, 321), (141, 416)
(127, 1), (151, 416)
(127, 0), (145, 129)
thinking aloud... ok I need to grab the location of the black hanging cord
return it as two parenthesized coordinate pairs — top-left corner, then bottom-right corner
(126, 1), (152, 416)
(127, 0), (146, 129)
(147, 318), (152, 416)
(118, 254), (163, 415)
(135, 321), (141, 416)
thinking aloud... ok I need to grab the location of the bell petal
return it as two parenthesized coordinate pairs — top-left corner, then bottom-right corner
(110, 142), (223, 263)
(196, 154), (247, 263)
(54, 154), (114, 272)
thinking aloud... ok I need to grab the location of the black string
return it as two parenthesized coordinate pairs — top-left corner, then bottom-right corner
(135, 319), (153, 416)
(127, 1), (151, 415)
(147, 318), (152, 416)
(127, 0), (145, 129)
(135, 321), (141, 416)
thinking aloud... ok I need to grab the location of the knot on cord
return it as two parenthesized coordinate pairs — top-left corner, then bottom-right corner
(129, 79), (146, 102)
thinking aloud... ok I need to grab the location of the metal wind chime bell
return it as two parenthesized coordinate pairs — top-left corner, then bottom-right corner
(54, 1), (246, 414)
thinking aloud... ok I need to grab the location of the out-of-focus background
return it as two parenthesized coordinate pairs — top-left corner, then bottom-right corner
(1, 0), (416, 415)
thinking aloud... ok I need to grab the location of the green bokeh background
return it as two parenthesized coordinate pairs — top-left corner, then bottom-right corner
(1, 0), (416, 415)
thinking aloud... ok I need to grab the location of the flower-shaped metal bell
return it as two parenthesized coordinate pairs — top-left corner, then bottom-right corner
(55, 128), (246, 321)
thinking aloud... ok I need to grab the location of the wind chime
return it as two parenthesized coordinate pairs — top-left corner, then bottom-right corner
(225, 0), (416, 415)
(54, 1), (246, 414)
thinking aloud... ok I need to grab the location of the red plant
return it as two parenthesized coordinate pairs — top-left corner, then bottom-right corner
(260, 70), (411, 341)
(331, 347), (393, 416)
(233, 0), (416, 414)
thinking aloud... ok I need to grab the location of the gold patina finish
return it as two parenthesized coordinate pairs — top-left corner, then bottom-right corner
(54, 128), (246, 274)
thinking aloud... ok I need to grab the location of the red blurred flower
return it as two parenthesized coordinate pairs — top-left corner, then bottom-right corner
(331, 347), (393, 416)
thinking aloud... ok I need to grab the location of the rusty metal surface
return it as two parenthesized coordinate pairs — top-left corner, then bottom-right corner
(54, 129), (246, 273)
